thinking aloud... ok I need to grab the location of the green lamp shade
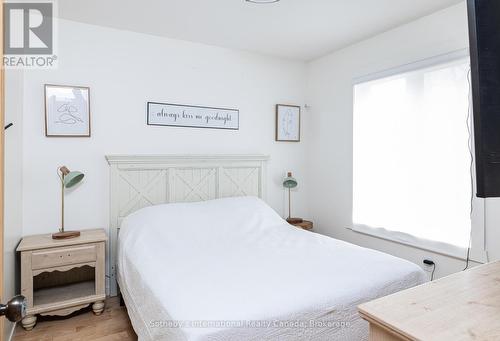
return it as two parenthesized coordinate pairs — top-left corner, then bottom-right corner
(63, 171), (84, 188)
(283, 172), (298, 189)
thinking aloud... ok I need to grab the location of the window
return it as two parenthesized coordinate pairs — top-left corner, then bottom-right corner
(352, 57), (472, 253)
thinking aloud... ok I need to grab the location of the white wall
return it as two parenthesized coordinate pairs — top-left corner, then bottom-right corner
(4, 70), (24, 340)
(305, 2), (495, 279)
(21, 20), (310, 241)
(485, 198), (500, 262)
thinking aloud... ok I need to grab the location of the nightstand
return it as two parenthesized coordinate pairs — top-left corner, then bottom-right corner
(292, 220), (313, 231)
(16, 229), (107, 330)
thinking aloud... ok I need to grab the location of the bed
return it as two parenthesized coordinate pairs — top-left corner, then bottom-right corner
(107, 155), (426, 341)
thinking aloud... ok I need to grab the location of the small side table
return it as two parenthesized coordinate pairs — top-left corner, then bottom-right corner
(16, 229), (107, 330)
(291, 220), (313, 231)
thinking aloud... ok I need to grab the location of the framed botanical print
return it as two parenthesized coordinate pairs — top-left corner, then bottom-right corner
(45, 84), (91, 137)
(276, 104), (300, 142)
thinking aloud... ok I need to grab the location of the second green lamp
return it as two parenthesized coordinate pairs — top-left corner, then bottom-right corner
(283, 172), (303, 224)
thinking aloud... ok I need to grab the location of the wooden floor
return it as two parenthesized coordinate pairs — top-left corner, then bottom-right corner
(13, 297), (137, 341)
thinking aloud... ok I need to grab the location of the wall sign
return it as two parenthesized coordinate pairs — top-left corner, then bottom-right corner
(147, 102), (239, 130)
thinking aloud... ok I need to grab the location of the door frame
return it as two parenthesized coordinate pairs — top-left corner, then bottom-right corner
(0, 0), (5, 339)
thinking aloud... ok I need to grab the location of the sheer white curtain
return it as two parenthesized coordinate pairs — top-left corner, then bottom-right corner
(353, 57), (471, 250)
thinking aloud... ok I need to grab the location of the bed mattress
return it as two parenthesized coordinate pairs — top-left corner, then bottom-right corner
(117, 197), (426, 341)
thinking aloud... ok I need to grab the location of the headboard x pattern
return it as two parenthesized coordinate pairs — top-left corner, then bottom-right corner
(105, 154), (269, 295)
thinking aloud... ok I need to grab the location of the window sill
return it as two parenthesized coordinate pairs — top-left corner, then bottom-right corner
(348, 224), (488, 263)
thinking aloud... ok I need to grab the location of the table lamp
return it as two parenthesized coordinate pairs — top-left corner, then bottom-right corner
(283, 172), (303, 224)
(52, 166), (84, 240)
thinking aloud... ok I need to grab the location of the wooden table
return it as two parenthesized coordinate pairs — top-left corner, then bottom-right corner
(291, 220), (313, 231)
(17, 229), (107, 330)
(358, 261), (500, 341)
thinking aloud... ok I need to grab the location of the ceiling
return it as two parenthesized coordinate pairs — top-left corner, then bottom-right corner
(57, 0), (463, 61)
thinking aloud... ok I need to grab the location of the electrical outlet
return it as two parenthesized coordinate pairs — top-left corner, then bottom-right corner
(422, 259), (436, 281)
(423, 259), (435, 272)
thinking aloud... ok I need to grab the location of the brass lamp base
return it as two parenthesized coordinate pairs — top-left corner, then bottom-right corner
(52, 231), (81, 240)
(286, 217), (304, 224)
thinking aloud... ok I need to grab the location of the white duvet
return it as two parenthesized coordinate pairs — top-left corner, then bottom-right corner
(118, 197), (426, 341)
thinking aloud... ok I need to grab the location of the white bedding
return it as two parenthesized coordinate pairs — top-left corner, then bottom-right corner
(118, 197), (426, 341)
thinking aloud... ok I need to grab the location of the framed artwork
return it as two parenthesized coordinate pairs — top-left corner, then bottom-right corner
(45, 84), (91, 137)
(276, 104), (300, 142)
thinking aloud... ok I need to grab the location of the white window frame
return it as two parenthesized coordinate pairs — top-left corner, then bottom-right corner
(350, 49), (488, 263)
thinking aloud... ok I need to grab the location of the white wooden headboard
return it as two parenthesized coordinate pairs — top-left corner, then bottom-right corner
(105, 154), (269, 295)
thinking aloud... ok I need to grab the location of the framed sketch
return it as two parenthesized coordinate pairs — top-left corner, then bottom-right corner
(276, 104), (300, 142)
(45, 84), (91, 137)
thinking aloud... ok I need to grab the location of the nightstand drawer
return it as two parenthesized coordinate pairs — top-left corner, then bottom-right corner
(31, 245), (97, 270)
